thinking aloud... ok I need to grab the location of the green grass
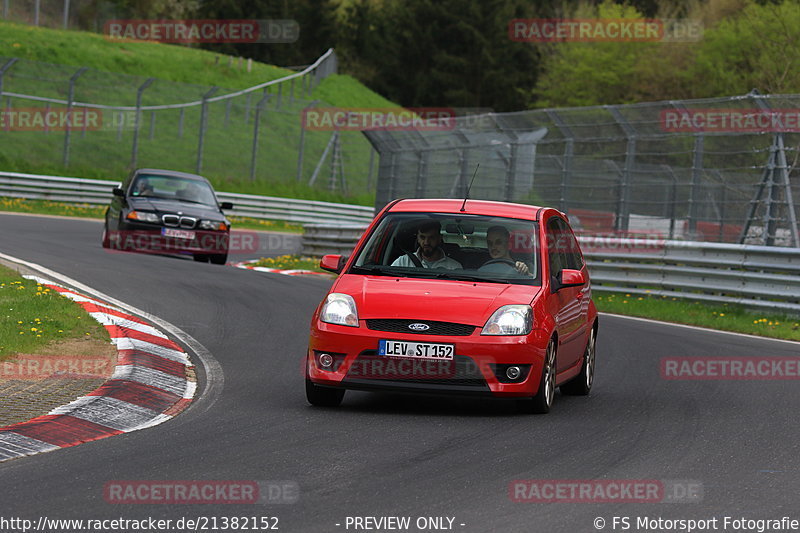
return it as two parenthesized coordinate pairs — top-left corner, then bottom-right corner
(0, 197), (106, 218)
(595, 291), (800, 341)
(0, 265), (109, 359)
(0, 21), (292, 89)
(249, 255), (326, 273)
(0, 196), (306, 232)
(0, 21), (387, 204)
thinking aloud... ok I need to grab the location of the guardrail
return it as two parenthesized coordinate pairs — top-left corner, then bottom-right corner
(0, 171), (375, 225)
(299, 226), (800, 315)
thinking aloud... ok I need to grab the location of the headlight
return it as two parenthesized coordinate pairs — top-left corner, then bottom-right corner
(199, 220), (228, 231)
(320, 293), (359, 327)
(126, 211), (160, 223)
(481, 305), (532, 336)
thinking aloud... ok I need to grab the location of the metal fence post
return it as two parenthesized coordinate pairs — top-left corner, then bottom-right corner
(62, 66), (88, 167)
(367, 148), (375, 191)
(130, 77), (154, 169)
(34, 0), (40, 25)
(2, 0), (8, 20)
(196, 86), (219, 174)
(249, 92), (271, 181)
(547, 110), (574, 212)
(606, 105), (636, 232)
(688, 135), (704, 235)
(296, 100), (319, 182)
(63, 0), (70, 29)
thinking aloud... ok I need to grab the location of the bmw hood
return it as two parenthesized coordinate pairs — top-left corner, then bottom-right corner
(128, 197), (225, 220)
(333, 274), (540, 326)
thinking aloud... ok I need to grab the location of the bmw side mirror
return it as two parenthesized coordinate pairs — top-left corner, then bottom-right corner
(220, 202), (233, 210)
(112, 187), (124, 197)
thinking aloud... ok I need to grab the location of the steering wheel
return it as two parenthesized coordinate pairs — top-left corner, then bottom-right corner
(483, 258), (517, 267)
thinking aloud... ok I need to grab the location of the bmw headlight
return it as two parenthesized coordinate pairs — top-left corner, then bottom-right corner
(199, 220), (228, 231)
(481, 305), (532, 336)
(126, 211), (160, 223)
(320, 293), (359, 327)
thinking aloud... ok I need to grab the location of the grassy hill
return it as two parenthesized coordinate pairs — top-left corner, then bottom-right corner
(0, 21), (397, 205)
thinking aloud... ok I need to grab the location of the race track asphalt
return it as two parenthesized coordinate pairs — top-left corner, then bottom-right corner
(1, 213), (799, 532)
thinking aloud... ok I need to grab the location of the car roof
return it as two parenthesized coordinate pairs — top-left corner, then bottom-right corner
(134, 168), (211, 183)
(386, 198), (545, 221)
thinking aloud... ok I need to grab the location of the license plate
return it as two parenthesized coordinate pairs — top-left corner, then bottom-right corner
(162, 228), (195, 240)
(378, 340), (454, 360)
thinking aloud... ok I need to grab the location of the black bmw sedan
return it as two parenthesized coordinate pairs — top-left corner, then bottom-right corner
(102, 168), (233, 264)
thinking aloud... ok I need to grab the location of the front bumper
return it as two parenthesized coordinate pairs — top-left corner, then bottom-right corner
(308, 320), (550, 398)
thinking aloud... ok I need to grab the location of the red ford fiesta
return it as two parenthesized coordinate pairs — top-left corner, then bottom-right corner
(306, 198), (597, 414)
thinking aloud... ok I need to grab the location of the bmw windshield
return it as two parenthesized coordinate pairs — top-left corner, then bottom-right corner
(350, 213), (540, 285)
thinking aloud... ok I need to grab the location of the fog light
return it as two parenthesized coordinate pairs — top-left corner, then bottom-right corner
(319, 353), (334, 369)
(506, 366), (522, 381)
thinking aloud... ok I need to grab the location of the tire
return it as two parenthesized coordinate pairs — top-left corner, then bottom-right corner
(560, 325), (596, 396)
(209, 253), (228, 265)
(305, 379), (345, 407)
(517, 339), (557, 414)
(193, 254), (209, 262)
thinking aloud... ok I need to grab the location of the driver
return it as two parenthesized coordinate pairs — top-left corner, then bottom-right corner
(391, 220), (462, 269)
(479, 225), (531, 275)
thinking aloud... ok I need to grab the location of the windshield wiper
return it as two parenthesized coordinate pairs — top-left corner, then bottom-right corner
(350, 265), (441, 279)
(434, 272), (511, 284)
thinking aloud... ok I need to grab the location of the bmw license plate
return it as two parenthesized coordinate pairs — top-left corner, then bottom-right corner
(378, 340), (454, 360)
(162, 228), (195, 240)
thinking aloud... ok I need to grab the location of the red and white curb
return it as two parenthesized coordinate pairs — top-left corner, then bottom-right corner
(232, 260), (328, 276)
(0, 277), (195, 462)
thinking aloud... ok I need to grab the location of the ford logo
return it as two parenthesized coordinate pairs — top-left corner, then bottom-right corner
(408, 323), (430, 331)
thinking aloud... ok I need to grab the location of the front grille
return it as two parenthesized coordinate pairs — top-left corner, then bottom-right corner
(162, 215), (197, 229)
(345, 350), (486, 386)
(366, 319), (475, 336)
(179, 216), (197, 229)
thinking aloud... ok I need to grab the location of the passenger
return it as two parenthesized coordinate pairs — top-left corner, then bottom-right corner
(391, 220), (462, 270)
(479, 225), (531, 275)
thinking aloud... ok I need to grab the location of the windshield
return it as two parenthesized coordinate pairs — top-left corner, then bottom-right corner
(130, 174), (218, 206)
(350, 212), (540, 285)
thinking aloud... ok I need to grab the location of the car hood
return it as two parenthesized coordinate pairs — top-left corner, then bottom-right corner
(334, 274), (540, 326)
(128, 197), (223, 219)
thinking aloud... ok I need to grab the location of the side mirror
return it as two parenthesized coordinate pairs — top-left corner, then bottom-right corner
(320, 254), (347, 274)
(220, 202), (233, 210)
(112, 187), (125, 197)
(559, 269), (586, 288)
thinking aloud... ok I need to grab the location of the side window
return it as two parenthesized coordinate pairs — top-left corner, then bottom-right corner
(559, 219), (584, 270)
(546, 218), (567, 276)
